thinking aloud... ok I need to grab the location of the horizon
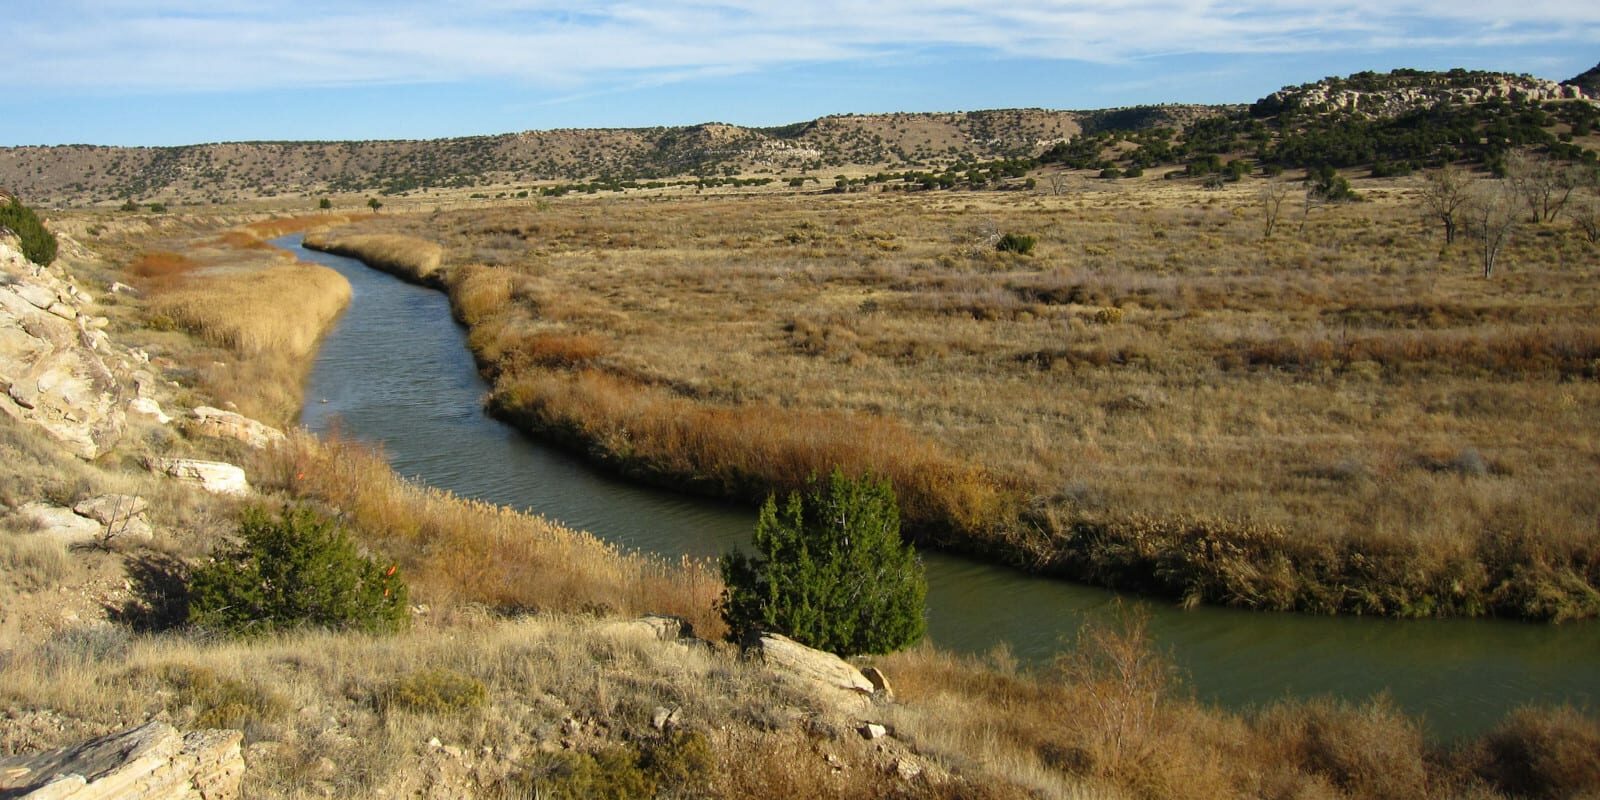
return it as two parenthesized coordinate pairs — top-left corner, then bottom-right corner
(5, 1), (1596, 148)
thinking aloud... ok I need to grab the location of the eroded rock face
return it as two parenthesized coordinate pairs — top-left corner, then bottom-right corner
(0, 720), (243, 799)
(0, 240), (143, 460)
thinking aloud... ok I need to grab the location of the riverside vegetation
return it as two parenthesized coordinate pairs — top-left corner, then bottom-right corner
(4, 186), (1597, 800)
(313, 165), (1600, 622)
(6, 64), (1600, 796)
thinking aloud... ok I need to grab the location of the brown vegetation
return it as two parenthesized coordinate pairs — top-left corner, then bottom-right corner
(329, 179), (1600, 619)
(302, 231), (444, 285)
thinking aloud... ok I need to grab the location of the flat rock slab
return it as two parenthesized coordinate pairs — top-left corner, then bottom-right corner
(750, 632), (875, 696)
(10, 502), (104, 546)
(0, 721), (243, 799)
(146, 458), (249, 496)
(189, 407), (284, 449)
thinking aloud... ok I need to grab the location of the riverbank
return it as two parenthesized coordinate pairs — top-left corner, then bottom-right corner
(306, 184), (1600, 622)
(5, 210), (1596, 798)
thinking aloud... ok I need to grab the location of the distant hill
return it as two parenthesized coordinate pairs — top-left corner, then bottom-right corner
(0, 109), (1102, 206)
(1566, 61), (1600, 97)
(2, 65), (1595, 207)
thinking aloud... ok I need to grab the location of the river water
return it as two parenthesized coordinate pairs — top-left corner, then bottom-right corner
(282, 234), (1597, 739)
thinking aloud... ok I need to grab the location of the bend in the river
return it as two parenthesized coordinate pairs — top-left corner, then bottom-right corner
(282, 233), (1598, 740)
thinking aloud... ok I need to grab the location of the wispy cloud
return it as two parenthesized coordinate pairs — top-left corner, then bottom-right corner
(16, 0), (1599, 93)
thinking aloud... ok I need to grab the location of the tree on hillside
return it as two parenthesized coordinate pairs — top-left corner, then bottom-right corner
(719, 470), (926, 657)
(367, 197), (383, 213)
(319, 197), (332, 211)
(1419, 165), (1471, 244)
(0, 199), (58, 266)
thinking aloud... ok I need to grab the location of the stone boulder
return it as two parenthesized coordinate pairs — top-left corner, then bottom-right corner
(188, 406), (284, 449)
(747, 632), (875, 698)
(9, 502), (104, 546)
(0, 721), (243, 799)
(146, 458), (249, 496)
(609, 614), (696, 642)
(73, 494), (155, 544)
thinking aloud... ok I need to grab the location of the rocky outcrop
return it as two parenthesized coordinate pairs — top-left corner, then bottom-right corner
(187, 406), (284, 449)
(1260, 71), (1593, 119)
(146, 458), (249, 496)
(0, 721), (243, 799)
(0, 240), (170, 460)
(9, 502), (104, 546)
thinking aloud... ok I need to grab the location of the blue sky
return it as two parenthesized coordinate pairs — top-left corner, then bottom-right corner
(5, 1), (1596, 146)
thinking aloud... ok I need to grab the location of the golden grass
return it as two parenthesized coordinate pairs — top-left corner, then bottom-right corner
(302, 231), (444, 284)
(328, 182), (1600, 618)
(254, 432), (725, 636)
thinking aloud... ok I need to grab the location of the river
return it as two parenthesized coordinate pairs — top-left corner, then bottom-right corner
(281, 234), (1597, 739)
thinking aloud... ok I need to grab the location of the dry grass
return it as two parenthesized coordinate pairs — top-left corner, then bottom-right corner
(302, 231), (444, 284)
(253, 432), (725, 636)
(315, 181), (1600, 618)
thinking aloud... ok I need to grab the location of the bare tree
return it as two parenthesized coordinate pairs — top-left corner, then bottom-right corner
(1464, 179), (1519, 278)
(1046, 173), (1070, 196)
(1418, 164), (1470, 244)
(1502, 149), (1582, 224)
(1260, 180), (1291, 239)
(1572, 187), (1600, 244)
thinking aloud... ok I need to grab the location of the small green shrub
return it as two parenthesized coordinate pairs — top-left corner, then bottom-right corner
(381, 668), (486, 715)
(524, 731), (713, 800)
(0, 199), (58, 266)
(720, 469), (926, 656)
(149, 664), (288, 728)
(187, 505), (408, 636)
(996, 232), (1037, 255)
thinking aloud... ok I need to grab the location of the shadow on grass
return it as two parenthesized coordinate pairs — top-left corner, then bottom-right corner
(111, 552), (191, 633)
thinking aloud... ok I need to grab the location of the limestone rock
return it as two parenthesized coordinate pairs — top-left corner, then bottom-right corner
(147, 458), (249, 496)
(188, 406), (284, 449)
(73, 494), (155, 544)
(73, 494), (149, 524)
(858, 722), (887, 740)
(612, 614), (695, 642)
(0, 720), (243, 799)
(0, 242), (128, 459)
(748, 632), (875, 697)
(10, 502), (104, 546)
(129, 397), (171, 424)
(860, 666), (894, 699)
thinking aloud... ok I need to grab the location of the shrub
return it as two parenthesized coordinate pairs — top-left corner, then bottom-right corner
(996, 232), (1037, 255)
(187, 505), (408, 636)
(0, 199), (58, 266)
(525, 731), (713, 800)
(719, 469), (926, 656)
(381, 668), (487, 715)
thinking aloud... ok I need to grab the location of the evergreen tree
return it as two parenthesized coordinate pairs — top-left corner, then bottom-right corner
(719, 470), (926, 656)
(188, 505), (408, 636)
(0, 199), (57, 266)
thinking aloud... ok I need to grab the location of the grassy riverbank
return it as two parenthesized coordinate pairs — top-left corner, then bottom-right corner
(315, 180), (1600, 621)
(3, 206), (1595, 798)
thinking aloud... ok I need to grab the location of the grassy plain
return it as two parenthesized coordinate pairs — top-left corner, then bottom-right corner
(4, 200), (1598, 799)
(328, 176), (1600, 620)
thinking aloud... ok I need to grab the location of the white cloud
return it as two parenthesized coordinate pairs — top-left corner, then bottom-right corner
(14, 0), (1598, 92)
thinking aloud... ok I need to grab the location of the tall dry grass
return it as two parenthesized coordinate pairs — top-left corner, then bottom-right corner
(302, 231), (444, 284)
(254, 432), (725, 635)
(330, 184), (1600, 619)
